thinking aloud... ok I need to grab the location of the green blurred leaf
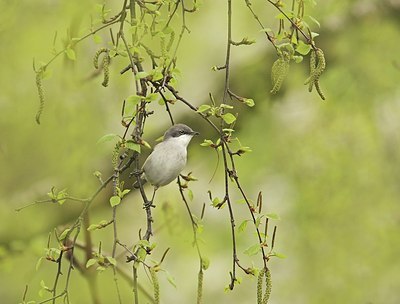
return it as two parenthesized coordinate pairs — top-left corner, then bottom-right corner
(145, 93), (159, 102)
(97, 133), (119, 144)
(87, 224), (100, 231)
(107, 257), (117, 266)
(266, 213), (281, 220)
(164, 269), (177, 288)
(188, 189), (194, 201)
(201, 256), (210, 270)
(244, 244), (261, 256)
(238, 220), (249, 233)
(65, 47), (76, 60)
(35, 257), (44, 271)
(135, 71), (149, 80)
(93, 34), (103, 44)
(308, 15), (320, 27)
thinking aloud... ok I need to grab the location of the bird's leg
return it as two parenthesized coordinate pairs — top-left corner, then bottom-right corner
(144, 187), (157, 209)
(129, 168), (143, 179)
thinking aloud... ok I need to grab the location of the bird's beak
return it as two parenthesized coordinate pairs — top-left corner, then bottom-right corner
(192, 131), (200, 136)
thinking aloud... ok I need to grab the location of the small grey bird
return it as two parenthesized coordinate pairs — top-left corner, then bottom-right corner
(141, 124), (199, 190)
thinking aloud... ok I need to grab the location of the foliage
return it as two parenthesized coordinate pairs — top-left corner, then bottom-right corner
(10, 0), (325, 303)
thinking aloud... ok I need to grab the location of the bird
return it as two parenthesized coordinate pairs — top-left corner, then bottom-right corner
(135, 124), (199, 200)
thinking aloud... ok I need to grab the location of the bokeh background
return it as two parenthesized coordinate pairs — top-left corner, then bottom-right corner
(1, 0), (400, 303)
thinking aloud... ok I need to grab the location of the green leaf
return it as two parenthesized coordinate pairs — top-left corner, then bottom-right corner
(272, 251), (287, 259)
(244, 244), (261, 256)
(97, 133), (119, 144)
(36, 257), (44, 271)
(211, 197), (221, 207)
(135, 71), (149, 80)
(308, 15), (320, 28)
(201, 256), (210, 270)
(188, 189), (194, 201)
(266, 213), (281, 220)
(197, 104), (211, 113)
(222, 113), (236, 124)
(244, 98), (255, 107)
(93, 34), (103, 44)
(145, 93), (159, 102)
(238, 220), (249, 233)
(124, 140), (141, 152)
(220, 103), (234, 109)
(96, 265), (106, 272)
(65, 48), (76, 61)
(86, 258), (97, 268)
(107, 257), (117, 266)
(109, 195), (121, 207)
(296, 41), (312, 55)
(200, 139), (214, 147)
(163, 26), (174, 35)
(293, 55), (303, 63)
(58, 228), (71, 241)
(126, 95), (142, 106)
(121, 189), (131, 197)
(151, 70), (164, 81)
(87, 224), (100, 231)
(163, 269), (177, 288)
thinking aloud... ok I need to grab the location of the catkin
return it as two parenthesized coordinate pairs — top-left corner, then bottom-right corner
(197, 269), (203, 304)
(257, 268), (265, 304)
(101, 52), (110, 87)
(263, 267), (272, 304)
(305, 48), (326, 100)
(93, 48), (108, 69)
(35, 68), (45, 124)
(257, 267), (272, 304)
(167, 31), (175, 52)
(150, 267), (160, 304)
(270, 57), (290, 94)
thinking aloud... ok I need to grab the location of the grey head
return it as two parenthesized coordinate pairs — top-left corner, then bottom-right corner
(163, 124), (199, 140)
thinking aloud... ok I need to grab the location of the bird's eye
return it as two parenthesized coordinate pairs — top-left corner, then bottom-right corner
(179, 130), (185, 134)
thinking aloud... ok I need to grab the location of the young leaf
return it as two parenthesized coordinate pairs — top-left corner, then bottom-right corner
(124, 140), (141, 152)
(197, 104), (211, 113)
(86, 258), (97, 268)
(238, 220), (249, 233)
(200, 139), (214, 147)
(266, 213), (281, 220)
(244, 98), (255, 107)
(58, 228), (71, 241)
(36, 256), (44, 271)
(65, 48), (76, 61)
(126, 95), (142, 106)
(296, 41), (312, 55)
(107, 257), (117, 266)
(97, 133), (119, 144)
(188, 189), (194, 201)
(163, 269), (177, 288)
(222, 113), (236, 124)
(109, 195), (121, 207)
(244, 244), (261, 256)
(87, 224), (100, 231)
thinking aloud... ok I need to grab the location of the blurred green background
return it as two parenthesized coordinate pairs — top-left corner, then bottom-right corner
(1, 0), (400, 303)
